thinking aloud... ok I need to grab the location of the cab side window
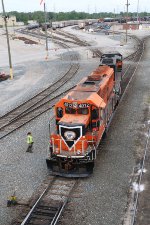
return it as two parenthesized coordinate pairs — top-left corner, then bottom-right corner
(65, 107), (76, 114)
(91, 108), (99, 119)
(57, 107), (63, 118)
(77, 108), (89, 115)
(91, 107), (100, 129)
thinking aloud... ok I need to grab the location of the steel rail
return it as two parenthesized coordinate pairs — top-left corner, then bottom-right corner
(0, 62), (78, 123)
(53, 30), (90, 47)
(0, 63), (79, 130)
(104, 37), (145, 145)
(0, 85), (76, 140)
(18, 27), (102, 57)
(0, 41), (79, 123)
(0, 46), (102, 139)
(127, 37), (150, 225)
(0, 44), (75, 118)
(122, 37), (143, 79)
(18, 28), (90, 47)
(1, 26), (103, 140)
(130, 127), (150, 225)
(20, 178), (77, 225)
(20, 177), (56, 225)
(118, 34), (149, 225)
(50, 179), (78, 225)
(0, 31), (142, 140)
(0, 42), (142, 140)
(119, 36), (145, 105)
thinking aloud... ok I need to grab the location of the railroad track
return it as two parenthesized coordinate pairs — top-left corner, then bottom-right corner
(0, 85), (77, 139)
(17, 27), (102, 58)
(45, 36), (147, 225)
(53, 29), (90, 47)
(121, 36), (146, 94)
(122, 123), (150, 225)
(18, 28), (90, 47)
(0, 71), (77, 139)
(17, 177), (78, 225)
(0, 35), (143, 140)
(0, 28), (103, 139)
(121, 36), (150, 225)
(39, 28), (102, 57)
(0, 36), (80, 138)
(131, 126), (150, 225)
(5, 33), (148, 225)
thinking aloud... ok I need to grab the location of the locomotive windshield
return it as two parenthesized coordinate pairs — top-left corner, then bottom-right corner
(65, 107), (89, 115)
(65, 107), (76, 114)
(77, 108), (89, 115)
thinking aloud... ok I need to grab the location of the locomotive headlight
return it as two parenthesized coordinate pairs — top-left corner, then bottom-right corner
(64, 131), (76, 140)
(55, 149), (59, 154)
(77, 150), (81, 155)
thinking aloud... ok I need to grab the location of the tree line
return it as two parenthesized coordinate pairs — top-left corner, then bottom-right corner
(1, 11), (150, 24)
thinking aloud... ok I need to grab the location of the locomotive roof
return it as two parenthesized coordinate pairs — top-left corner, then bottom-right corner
(59, 114), (89, 125)
(100, 52), (122, 66)
(60, 65), (112, 108)
(64, 92), (106, 108)
(73, 65), (113, 93)
(100, 58), (115, 66)
(101, 51), (122, 58)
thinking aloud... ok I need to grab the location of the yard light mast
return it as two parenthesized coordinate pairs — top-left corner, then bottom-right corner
(1, 0), (13, 79)
(125, 0), (130, 43)
(113, 8), (115, 38)
(44, 2), (48, 60)
(137, 0), (140, 23)
(40, 0), (48, 59)
(12, 19), (15, 35)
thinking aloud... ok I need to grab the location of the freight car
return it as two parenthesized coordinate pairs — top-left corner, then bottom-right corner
(46, 53), (123, 177)
(27, 24), (39, 30)
(51, 19), (98, 29)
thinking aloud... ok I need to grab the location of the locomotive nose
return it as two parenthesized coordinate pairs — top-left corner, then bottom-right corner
(59, 114), (89, 126)
(58, 114), (90, 149)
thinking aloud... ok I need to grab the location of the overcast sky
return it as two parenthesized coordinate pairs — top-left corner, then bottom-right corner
(0, 0), (149, 13)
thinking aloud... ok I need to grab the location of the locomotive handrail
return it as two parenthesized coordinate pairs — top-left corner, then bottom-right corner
(50, 137), (96, 157)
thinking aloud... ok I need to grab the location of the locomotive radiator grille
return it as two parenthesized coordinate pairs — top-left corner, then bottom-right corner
(59, 125), (82, 149)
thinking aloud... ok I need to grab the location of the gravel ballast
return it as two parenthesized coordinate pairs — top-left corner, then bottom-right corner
(0, 26), (149, 225)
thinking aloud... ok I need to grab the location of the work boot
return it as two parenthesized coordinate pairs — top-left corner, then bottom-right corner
(28, 150), (33, 153)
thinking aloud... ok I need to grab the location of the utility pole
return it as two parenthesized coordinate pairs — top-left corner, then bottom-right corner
(113, 8), (115, 38)
(125, 0), (130, 43)
(44, 2), (48, 60)
(1, 0), (13, 79)
(137, 0), (140, 23)
(12, 19), (15, 35)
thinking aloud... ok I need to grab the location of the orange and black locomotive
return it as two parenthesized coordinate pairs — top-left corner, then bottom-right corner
(46, 52), (123, 177)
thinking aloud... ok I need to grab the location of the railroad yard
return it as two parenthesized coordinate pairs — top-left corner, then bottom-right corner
(0, 23), (150, 225)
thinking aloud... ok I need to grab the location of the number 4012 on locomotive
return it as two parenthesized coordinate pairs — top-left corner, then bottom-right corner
(46, 52), (123, 177)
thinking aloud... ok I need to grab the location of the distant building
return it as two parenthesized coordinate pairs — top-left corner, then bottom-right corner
(0, 15), (16, 26)
(0, 15), (24, 27)
(27, 20), (37, 25)
(16, 22), (24, 26)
